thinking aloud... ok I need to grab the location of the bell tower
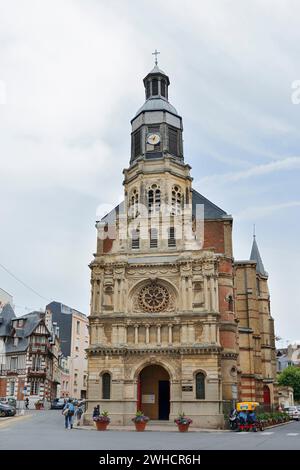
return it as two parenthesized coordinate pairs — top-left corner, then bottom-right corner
(130, 54), (183, 164)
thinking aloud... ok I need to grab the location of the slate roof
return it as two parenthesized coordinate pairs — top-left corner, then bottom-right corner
(0, 304), (16, 337)
(100, 189), (229, 223)
(191, 189), (229, 220)
(250, 236), (268, 277)
(135, 98), (178, 117)
(0, 308), (49, 354)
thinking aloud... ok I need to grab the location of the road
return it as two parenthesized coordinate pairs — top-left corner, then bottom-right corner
(1, 410), (300, 450)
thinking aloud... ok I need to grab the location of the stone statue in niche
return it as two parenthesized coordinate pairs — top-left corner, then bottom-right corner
(193, 281), (204, 307)
(103, 286), (114, 310)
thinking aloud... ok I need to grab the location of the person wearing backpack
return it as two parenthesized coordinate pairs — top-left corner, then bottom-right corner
(62, 398), (75, 429)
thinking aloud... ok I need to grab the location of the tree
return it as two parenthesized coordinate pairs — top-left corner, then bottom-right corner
(278, 366), (300, 401)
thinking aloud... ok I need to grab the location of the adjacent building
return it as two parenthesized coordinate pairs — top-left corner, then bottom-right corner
(277, 344), (300, 372)
(0, 288), (13, 309)
(85, 63), (278, 427)
(0, 305), (61, 405)
(46, 301), (89, 399)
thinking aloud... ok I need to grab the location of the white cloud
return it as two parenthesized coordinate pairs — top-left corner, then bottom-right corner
(198, 157), (300, 186)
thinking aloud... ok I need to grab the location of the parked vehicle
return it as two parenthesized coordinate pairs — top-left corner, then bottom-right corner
(0, 397), (17, 408)
(283, 406), (300, 421)
(50, 398), (66, 410)
(0, 402), (16, 417)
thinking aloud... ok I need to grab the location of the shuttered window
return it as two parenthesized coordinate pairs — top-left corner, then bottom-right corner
(134, 130), (141, 158)
(168, 127), (178, 155)
(168, 226), (176, 247)
(150, 228), (158, 248)
(152, 79), (158, 95)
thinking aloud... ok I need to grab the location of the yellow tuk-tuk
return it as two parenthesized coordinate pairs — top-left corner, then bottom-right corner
(236, 402), (260, 412)
(234, 402), (263, 431)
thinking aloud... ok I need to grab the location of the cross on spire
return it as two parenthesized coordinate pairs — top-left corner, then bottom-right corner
(152, 49), (160, 66)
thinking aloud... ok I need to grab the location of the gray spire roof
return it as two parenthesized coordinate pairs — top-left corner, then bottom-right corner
(250, 236), (268, 277)
(135, 98), (178, 117)
(148, 65), (167, 75)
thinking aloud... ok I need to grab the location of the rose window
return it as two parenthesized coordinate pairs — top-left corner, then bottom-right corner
(138, 282), (170, 312)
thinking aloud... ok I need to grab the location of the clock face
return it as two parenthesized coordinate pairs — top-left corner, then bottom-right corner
(147, 133), (160, 145)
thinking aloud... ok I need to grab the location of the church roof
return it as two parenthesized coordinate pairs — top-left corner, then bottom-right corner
(192, 189), (229, 220)
(135, 97), (178, 117)
(101, 189), (229, 223)
(250, 236), (268, 277)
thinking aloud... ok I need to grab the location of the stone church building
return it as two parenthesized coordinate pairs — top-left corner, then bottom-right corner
(85, 62), (277, 427)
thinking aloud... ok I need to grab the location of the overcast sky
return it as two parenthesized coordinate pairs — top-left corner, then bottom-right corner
(0, 0), (299, 346)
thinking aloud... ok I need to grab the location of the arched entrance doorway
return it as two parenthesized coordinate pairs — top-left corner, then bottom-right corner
(137, 365), (170, 420)
(263, 385), (271, 409)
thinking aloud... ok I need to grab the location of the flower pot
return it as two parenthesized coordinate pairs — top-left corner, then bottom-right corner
(177, 423), (190, 432)
(134, 421), (147, 432)
(95, 421), (109, 431)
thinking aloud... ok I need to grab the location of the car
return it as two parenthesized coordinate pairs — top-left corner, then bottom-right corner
(284, 406), (300, 421)
(0, 397), (16, 408)
(50, 398), (66, 410)
(0, 402), (16, 417)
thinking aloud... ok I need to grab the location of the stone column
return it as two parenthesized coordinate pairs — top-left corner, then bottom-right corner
(210, 277), (216, 312)
(204, 276), (209, 310)
(134, 325), (139, 344)
(146, 324), (150, 344)
(157, 324), (161, 344)
(168, 324), (173, 344)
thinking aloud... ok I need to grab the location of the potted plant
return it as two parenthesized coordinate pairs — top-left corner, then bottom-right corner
(132, 410), (149, 431)
(34, 400), (44, 410)
(93, 410), (110, 431)
(174, 413), (193, 432)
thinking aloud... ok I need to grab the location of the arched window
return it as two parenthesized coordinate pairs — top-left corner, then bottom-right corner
(102, 373), (111, 399)
(195, 372), (205, 399)
(171, 185), (182, 215)
(148, 185), (160, 213)
(130, 189), (139, 218)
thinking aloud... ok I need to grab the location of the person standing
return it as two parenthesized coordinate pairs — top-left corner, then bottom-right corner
(24, 397), (29, 410)
(62, 399), (75, 429)
(75, 402), (84, 426)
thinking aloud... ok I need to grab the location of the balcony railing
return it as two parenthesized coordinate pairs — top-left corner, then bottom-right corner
(0, 368), (26, 376)
(28, 367), (47, 377)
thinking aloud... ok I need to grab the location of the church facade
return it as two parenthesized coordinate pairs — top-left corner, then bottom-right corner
(85, 63), (277, 428)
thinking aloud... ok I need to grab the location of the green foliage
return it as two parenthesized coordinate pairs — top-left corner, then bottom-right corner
(278, 366), (300, 401)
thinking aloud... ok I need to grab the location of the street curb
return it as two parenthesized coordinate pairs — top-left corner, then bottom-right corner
(72, 426), (229, 433)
